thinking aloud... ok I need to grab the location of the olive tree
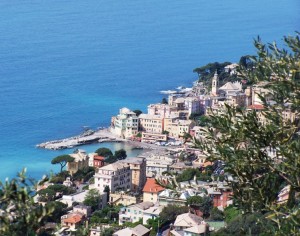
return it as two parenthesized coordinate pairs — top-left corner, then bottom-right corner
(196, 33), (300, 234)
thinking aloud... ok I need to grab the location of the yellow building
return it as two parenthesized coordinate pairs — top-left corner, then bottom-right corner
(142, 178), (165, 203)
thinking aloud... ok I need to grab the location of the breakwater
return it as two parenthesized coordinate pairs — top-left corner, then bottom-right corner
(36, 129), (122, 150)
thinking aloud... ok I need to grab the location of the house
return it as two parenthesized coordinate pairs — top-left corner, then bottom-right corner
(73, 204), (92, 217)
(113, 224), (150, 236)
(110, 192), (138, 206)
(142, 205), (164, 225)
(92, 155), (105, 168)
(59, 190), (107, 209)
(119, 202), (154, 225)
(143, 151), (174, 177)
(143, 178), (165, 203)
(61, 212), (85, 230)
(170, 213), (207, 236)
(94, 161), (131, 193)
(67, 149), (89, 175)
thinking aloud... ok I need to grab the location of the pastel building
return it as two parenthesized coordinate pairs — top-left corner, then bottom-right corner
(120, 157), (147, 193)
(119, 202), (154, 225)
(111, 107), (139, 139)
(143, 178), (165, 203)
(94, 161), (131, 193)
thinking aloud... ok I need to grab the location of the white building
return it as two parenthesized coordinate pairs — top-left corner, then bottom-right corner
(139, 114), (164, 134)
(118, 202), (154, 225)
(143, 152), (174, 176)
(111, 107), (139, 139)
(94, 161), (131, 193)
(142, 205), (164, 225)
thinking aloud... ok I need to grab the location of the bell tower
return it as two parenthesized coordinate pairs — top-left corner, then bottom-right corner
(211, 71), (218, 95)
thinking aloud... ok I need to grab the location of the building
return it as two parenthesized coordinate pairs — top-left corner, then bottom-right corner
(119, 202), (154, 225)
(61, 212), (85, 230)
(148, 103), (177, 118)
(120, 157), (147, 193)
(144, 152), (174, 176)
(59, 190), (108, 209)
(142, 205), (164, 225)
(93, 155), (105, 168)
(113, 224), (150, 236)
(110, 192), (139, 206)
(184, 97), (202, 115)
(139, 114), (164, 134)
(94, 161), (131, 193)
(111, 107), (139, 139)
(170, 213), (207, 236)
(73, 204), (92, 218)
(67, 149), (89, 175)
(143, 178), (165, 203)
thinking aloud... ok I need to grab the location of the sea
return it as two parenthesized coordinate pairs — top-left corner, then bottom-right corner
(0, 0), (299, 181)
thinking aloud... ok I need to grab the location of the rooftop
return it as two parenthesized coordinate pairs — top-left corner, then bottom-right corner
(174, 213), (203, 227)
(143, 178), (165, 193)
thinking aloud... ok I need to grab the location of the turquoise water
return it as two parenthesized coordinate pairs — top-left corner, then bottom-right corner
(0, 0), (299, 181)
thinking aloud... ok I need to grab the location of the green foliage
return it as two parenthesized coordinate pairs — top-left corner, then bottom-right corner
(209, 207), (224, 221)
(136, 132), (142, 138)
(193, 62), (237, 87)
(212, 212), (275, 236)
(195, 33), (300, 234)
(161, 97), (168, 104)
(43, 201), (68, 223)
(114, 149), (127, 159)
(47, 184), (75, 195)
(189, 112), (203, 120)
(95, 147), (113, 157)
(72, 166), (95, 182)
(146, 217), (161, 235)
(102, 228), (114, 236)
(198, 115), (211, 127)
(133, 109), (143, 116)
(90, 205), (123, 225)
(159, 204), (189, 224)
(37, 188), (56, 202)
(51, 154), (75, 173)
(224, 205), (241, 223)
(83, 189), (100, 211)
(0, 169), (53, 236)
(187, 196), (213, 218)
(123, 219), (142, 228)
(104, 149), (127, 164)
(176, 168), (201, 182)
(49, 171), (70, 184)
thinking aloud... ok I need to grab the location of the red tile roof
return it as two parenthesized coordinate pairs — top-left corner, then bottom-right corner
(94, 155), (105, 161)
(63, 214), (83, 224)
(247, 104), (264, 110)
(143, 178), (165, 193)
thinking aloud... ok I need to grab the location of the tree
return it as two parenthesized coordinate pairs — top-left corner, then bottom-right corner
(209, 207), (224, 221)
(159, 204), (189, 225)
(133, 109), (143, 116)
(83, 189), (100, 211)
(104, 185), (110, 203)
(196, 33), (300, 234)
(95, 147), (113, 158)
(161, 97), (168, 104)
(51, 154), (74, 173)
(114, 149), (127, 160)
(186, 196), (213, 218)
(0, 169), (53, 236)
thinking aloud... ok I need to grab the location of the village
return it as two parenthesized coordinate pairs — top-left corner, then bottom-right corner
(34, 63), (295, 236)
